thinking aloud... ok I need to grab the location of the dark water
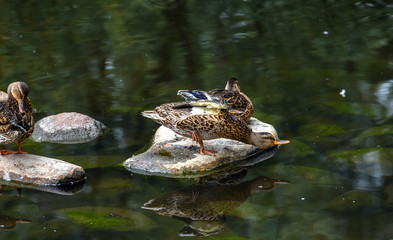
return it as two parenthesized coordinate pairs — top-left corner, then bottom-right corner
(0, 0), (393, 239)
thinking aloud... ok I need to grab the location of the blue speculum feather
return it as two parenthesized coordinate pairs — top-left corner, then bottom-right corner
(190, 91), (208, 99)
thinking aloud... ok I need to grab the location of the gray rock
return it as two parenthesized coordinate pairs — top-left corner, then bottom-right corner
(31, 112), (106, 144)
(0, 154), (86, 185)
(123, 117), (286, 177)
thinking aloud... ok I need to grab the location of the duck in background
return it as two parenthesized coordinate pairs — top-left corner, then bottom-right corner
(180, 78), (254, 122)
(0, 82), (34, 155)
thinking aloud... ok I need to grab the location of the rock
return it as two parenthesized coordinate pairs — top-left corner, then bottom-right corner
(329, 147), (393, 177)
(325, 190), (378, 211)
(56, 206), (155, 231)
(0, 154), (86, 185)
(123, 117), (286, 177)
(31, 112), (106, 144)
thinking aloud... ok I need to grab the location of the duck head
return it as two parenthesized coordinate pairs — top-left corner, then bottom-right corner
(249, 131), (290, 150)
(7, 82), (29, 114)
(225, 78), (241, 93)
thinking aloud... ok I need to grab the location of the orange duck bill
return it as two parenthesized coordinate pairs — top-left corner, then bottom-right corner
(274, 139), (290, 145)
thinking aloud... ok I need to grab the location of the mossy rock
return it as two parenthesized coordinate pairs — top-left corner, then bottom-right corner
(261, 165), (343, 185)
(325, 190), (378, 211)
(351, 125), (393, 147)
(326, 101), (384, 119)
(28, 219), (81, 240)
(277, 139), (314, 159)
(0, 195), (39, 220)
(298, 123), (346, 148)
(299, 123), (346, 137)
(57, 206), (155, 231)
(329, 147), (393, 177)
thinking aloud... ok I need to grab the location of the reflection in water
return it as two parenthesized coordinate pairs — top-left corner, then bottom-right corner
(0, 215), (31, 232)
(0, 185), (21, 197)
(0, 179), (85, 196)
(142, 176), (289, 237)
(198, 146), (279, 184)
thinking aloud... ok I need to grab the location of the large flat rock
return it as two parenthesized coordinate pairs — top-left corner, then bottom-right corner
(123, 117), (284, 178)
(0, 154), (86, 185)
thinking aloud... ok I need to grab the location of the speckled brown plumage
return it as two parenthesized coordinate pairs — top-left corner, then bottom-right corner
(208, 78), (254, 122)
(0, 82), (34, 155)
(141, 100), (289, 155)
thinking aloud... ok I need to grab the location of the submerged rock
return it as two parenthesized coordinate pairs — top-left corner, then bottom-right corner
(31, 112), (106, 144)
(0, 154), (86, 185)
(123, 118), (287, 177)
(325, 190), (378, 211)
(57, 206), (155, 231)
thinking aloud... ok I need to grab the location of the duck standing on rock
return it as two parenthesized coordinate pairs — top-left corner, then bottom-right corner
(142, 89), (289, 155)
(0, 82), (34, 155)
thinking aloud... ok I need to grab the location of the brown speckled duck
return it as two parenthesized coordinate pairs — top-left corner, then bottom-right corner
(141, 93), (289, 155)
(209, 77), (254, 122)
(0, 82), (34, 155)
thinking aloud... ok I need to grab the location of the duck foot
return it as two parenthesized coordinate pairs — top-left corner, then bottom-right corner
(0, 149), (18, 155)
(191, 132), (217, 156)
(199, 148), (217, 156)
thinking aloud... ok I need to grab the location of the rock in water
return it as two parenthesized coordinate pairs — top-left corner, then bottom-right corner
(0, 154), (86, 185)
(32, 112), (106, 144)
(123, 117), (284, 177)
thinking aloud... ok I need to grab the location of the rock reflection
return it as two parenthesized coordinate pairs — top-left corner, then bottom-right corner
(0, 215), (31, 232)
(0, 179), (85, 196)
(142, 175), (289, 237)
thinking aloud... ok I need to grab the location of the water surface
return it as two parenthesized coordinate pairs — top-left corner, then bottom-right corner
(0, 1), (392, 239)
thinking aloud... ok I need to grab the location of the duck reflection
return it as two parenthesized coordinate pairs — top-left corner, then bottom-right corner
(142, 175), (289, 237)
(0, 215), (31, 232)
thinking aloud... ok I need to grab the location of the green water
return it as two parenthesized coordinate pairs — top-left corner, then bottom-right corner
(0, 0), (393, 239)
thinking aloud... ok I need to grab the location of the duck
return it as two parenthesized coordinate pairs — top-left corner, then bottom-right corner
(179, 78), (254, 122)
(141, 93), (289, 155)
(142, 176), (289, 236)
(0, 82), (34, 155)
(0, 215), (31, 232)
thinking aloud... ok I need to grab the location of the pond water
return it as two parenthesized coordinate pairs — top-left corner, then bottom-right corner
(0, 1), (393, 239)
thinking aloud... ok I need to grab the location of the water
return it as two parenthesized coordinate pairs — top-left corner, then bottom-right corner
(0, 0), (393, 239)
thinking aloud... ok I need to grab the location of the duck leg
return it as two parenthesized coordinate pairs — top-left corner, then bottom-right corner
(190, 131), (217, 156)
(16, 140), (27, 154)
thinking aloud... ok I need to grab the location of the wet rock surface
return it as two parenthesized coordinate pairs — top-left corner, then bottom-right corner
(32, 112), (106, 144)
(123, 117), (284, 177)
(0, 154), (86, 185)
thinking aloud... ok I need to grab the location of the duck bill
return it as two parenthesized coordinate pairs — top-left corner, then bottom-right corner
(274, 180), (290, 185)
(274, 140), (290, 145)
(18, 100), (25, 113)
